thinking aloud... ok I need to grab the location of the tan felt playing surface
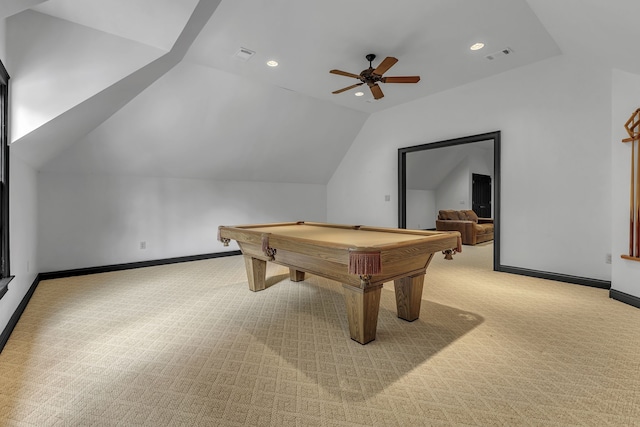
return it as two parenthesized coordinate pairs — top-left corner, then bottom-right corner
(246, 224), (432, 247)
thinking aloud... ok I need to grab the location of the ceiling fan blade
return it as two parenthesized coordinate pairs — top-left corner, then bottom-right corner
(370, 84), (384, 99)
(383, 76), (420, 83)
(332, 82), (364, 94)
(373, 57), (398, 75)
(330, 69), (361, 79)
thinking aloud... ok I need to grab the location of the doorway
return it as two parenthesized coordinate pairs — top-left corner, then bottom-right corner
(472, 173), (492, 218)
(398, 131), (501, 271)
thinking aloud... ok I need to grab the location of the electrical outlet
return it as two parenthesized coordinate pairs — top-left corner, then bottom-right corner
(385, 195), (391, 202)
(140, 241), (146, 250)
(605, 253), (612, 264)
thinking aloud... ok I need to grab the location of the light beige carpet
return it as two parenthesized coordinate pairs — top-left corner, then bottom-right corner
(1, 244), (639, 426)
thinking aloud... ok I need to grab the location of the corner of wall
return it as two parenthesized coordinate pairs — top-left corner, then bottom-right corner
(1, 153), (39, 340)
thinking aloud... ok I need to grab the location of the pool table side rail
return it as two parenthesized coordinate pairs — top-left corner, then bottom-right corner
(229, 239), (436, 287)
(218, 222), (461, 287)
(219, 221), (458, 237)
(217, 224), (461, 266)
(218, 222), (461, 251)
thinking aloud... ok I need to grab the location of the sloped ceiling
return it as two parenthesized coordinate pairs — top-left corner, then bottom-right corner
(41, 62), (367, 184)
(526, 0), (640, 74)
(8, 10), (165, 142)
(407, 141), (493, 191)
(31, 0), (199, 52)
(0, 0), (45, 19)
(5, 0), (640, 184)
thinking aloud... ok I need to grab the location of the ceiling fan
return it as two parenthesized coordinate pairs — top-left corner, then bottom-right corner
(330, 54), (420, 100)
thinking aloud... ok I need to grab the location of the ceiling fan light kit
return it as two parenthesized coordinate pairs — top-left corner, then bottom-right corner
(330, 54), (420, 100)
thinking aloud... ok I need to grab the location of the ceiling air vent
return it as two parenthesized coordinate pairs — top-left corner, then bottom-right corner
(485, 47), (513, 61)
(234, 47), (255, 61)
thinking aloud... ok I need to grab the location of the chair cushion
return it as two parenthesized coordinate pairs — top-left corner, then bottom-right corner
(474, 223), (493, 234)
(461, 210), (479, 222)
(438, 210), (462, 220)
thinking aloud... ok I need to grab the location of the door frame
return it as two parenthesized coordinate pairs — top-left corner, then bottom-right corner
(398, 131), (501, 271)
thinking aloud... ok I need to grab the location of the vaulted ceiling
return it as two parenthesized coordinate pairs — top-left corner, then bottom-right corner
(4, 0), (640, 184)
(406, 140), (494, 191)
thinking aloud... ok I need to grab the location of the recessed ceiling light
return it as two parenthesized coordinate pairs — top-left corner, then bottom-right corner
(354, 92), (364, 97)
(470, 43), (485, 51)
(266, 60), (278, 67)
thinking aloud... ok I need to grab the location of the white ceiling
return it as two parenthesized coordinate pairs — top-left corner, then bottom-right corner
(185, 0), (561, 113)
(24, 0), (640, 114)
(24, 0), (564, 114)
(6, 0), (640, 183)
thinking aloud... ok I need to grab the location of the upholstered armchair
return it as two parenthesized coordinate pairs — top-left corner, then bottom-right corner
(435, 209), (494, 245)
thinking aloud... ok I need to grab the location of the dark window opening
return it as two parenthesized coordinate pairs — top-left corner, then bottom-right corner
(0, 59), (11, 300)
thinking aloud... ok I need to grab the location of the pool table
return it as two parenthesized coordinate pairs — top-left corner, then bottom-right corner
(218, 221), (461, 344)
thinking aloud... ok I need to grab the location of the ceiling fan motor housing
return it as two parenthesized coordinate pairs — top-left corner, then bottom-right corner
(360, 68), (383, 86)
(360, 54), (380, 85)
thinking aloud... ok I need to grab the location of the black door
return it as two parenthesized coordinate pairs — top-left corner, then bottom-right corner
(472, 173), (492, 218)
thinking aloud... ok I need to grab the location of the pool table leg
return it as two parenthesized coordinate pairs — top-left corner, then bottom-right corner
(393, 274), (425, 322)
(244, 255), (267, 292)
(289, 268), (305, 282)
(342, 284), (383, 344)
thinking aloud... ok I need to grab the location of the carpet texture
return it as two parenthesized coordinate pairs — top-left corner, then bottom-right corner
(1, 243), (639, 426)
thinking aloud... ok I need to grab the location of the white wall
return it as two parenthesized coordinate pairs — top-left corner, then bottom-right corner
(405, 143), (494, 223)
(436, 158), (469, 212)
(406, 189), (435, 229)
(434, 151), (493, 216)
(611, 69), (640, 298)
(37, 172), (327, 272)
(1, 154), (39, 334)
(328, 55), (612, 281)
(0, 19), (5, 60)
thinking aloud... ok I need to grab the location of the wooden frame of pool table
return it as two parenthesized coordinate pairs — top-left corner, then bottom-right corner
(218, 221), (461, 344)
